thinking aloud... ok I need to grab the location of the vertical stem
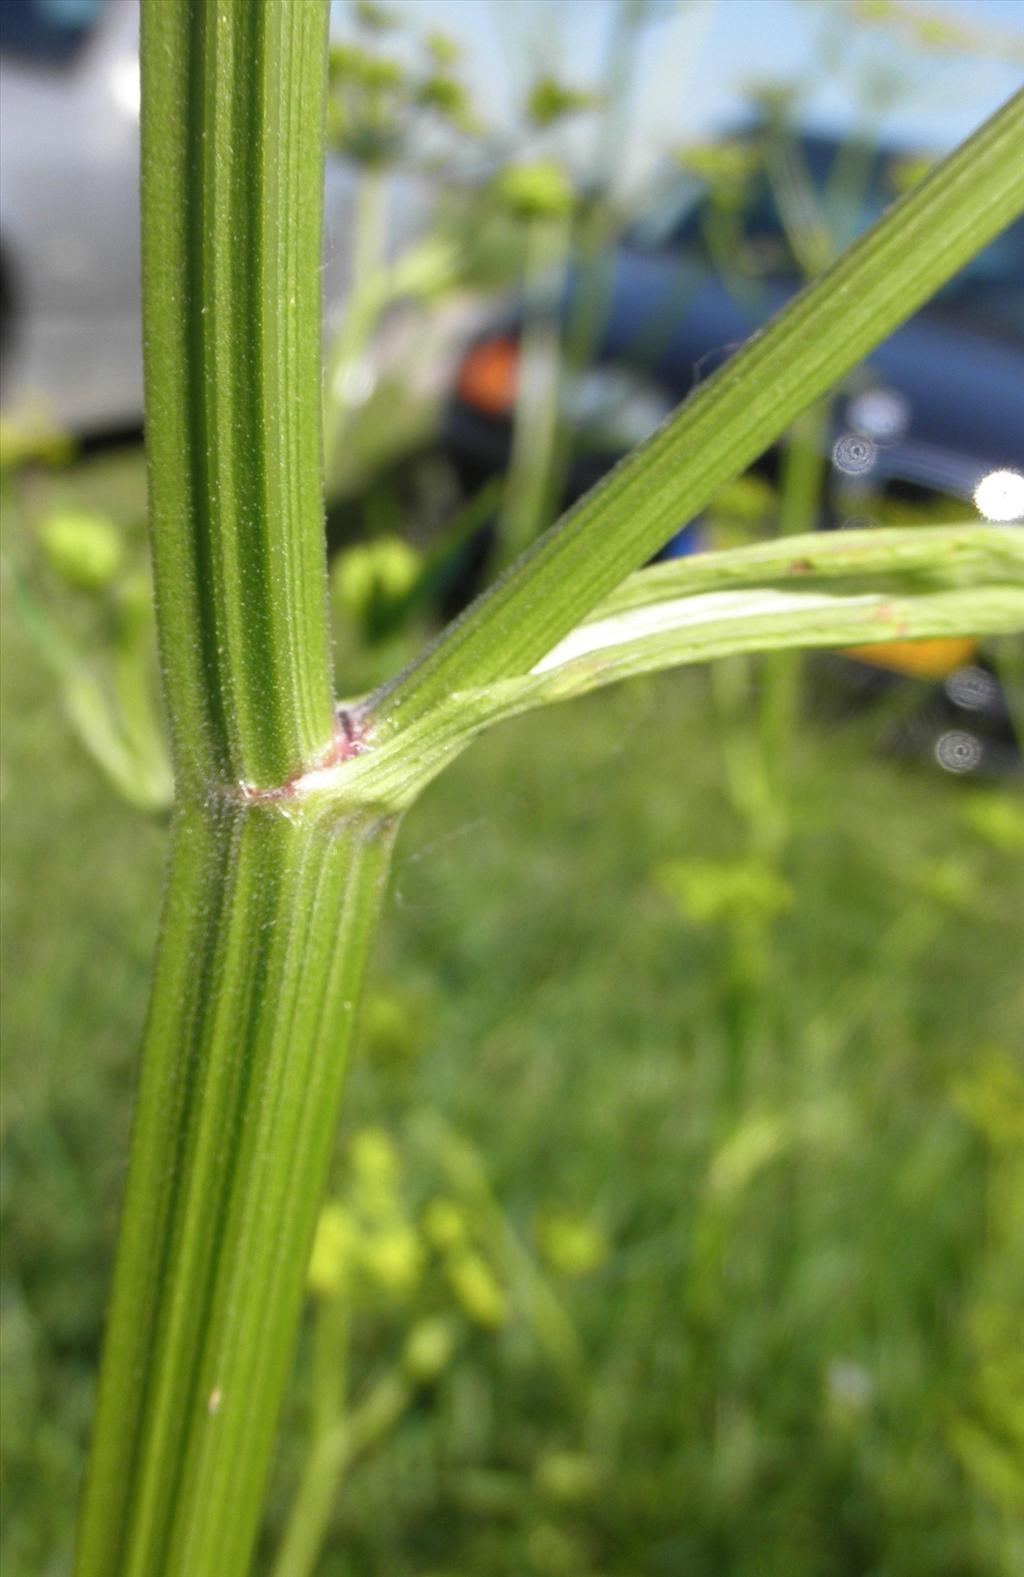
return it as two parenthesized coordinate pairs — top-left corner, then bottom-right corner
(758, 401), (832, 784)
(272, 1370), (413, 1577)
(141, 0), (334, 792)
(77, 805), (397, 1577)
(496, 212), (571, 566)
(75, 6), (401, 1576)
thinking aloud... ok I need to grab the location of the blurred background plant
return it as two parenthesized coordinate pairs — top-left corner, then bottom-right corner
(2, 0), (1023, 1573)
(1, 419), (171, 812)
(272, 1114), (604, 1577)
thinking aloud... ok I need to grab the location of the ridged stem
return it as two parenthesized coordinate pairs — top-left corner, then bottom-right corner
(141, 0), (334, 792)
(76, 7), (397, 1575)
(76, 802), (397, 1577)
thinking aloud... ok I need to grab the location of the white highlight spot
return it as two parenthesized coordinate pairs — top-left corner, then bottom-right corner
(332, 361), (376, 409)
(207, 1386), (222, 1416)
(532, 588), (879, 674)
(832, 432), (877, 476)
(109, 55), (140, 120)
(945, 666), (998, 713)
(847, 389), (908, 445)
(934, 730), (982, 775)
(973, 468), (1024, 523)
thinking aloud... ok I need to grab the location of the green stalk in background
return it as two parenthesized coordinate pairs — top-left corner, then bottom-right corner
(75, 5), (1024, 1566)
(751, 110), (871, 806)
(751, 400), (832, 832)
(495, 199), (573, 565)
(323, 165), (386, 477)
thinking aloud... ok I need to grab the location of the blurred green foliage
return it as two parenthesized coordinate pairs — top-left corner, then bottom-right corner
(3, 450), (1023, 1575)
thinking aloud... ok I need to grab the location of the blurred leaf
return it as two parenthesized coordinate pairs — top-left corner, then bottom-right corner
(707, 1103), (849, 1197)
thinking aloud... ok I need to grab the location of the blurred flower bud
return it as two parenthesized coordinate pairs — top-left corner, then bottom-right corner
(0, 414), (73, 473)
(359, 1223), (423, 1297)
(674, 139), (761, 208)
(331, 537), (421, 638)
(853, 0), (895, 21)
(495, 161), (575, 221)
(446, 1250), (508, 1329)
(403, 1315), (457, 1382)
(40, 510), (123, 590)
(308, 1202), (357, 1298)
(535, 1212), (608, 1278)
(415, 73), (475, 132)
(422, 1196), (470, 1252)
(355, 0), (397, 29)
(525, 76), (597, 129)
(349, 1126), (403, 1223)
(655, 856), (792, 928)
(424, 30), (460, 67)
(350, 1125), (400, 1185)
(534, 1450), (603, 1504)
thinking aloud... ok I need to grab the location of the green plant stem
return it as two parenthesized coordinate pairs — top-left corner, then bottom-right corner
(496, 210), (572, 566)
(75, 6), (396, 1575)
(426, 1118), (584, 1387)
(372, 89), (1024, 733)
(272, 1368), (414, 1577)
(76, 801), (397, 1577)
(141, 0), (334, 792)
(271, 1289), (353, 1577)
(310, 1288), (352, 1446)
(757, 400), (832, 799)
(289, 527), (1024, 822)
(710, 654), (784, 862)
(991, 635), (1024, 758)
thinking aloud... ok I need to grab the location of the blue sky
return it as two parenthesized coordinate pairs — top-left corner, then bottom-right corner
(334, 0), (1024, 185)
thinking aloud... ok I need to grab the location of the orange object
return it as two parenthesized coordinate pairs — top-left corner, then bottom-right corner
(456, 335), (520, 416)
(842, 636), (978, 678)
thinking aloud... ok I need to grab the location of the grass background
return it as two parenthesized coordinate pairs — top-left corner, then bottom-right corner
(2, 449), (1023, 1576)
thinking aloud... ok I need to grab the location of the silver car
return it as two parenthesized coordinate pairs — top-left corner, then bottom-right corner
(0, 0), (376, 436)
(1, 0), (150, 431)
